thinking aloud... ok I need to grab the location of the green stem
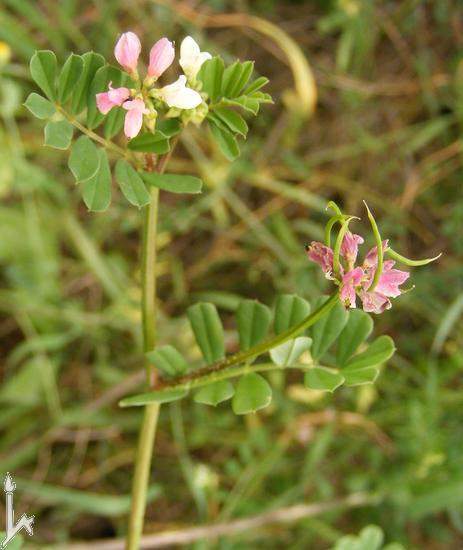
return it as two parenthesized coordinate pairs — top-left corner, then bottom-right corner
(324, 214), (348, 248)
(181, 291), (339, 384)
(126, 186), (160, 550)
(126, 135), (181, 549)
(141, 188), (160, 376)
(56, 105), (138, 164)
(120, 291), (340, 407)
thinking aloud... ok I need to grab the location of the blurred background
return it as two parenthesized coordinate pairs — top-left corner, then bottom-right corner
(0, 0), (462, 548)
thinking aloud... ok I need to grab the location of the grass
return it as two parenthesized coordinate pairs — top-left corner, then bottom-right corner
(0, 0), (462, 548)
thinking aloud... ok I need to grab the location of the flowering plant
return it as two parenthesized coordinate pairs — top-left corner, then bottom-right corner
(25, 32), (271, 210)
(24, 29), (438, 550)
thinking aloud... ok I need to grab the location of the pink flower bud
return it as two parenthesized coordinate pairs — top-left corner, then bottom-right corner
(96, 83), (130, 114)
(114, 32), (141, 74)
(148, 38), (175, 78)
(122, 98), (149, 139)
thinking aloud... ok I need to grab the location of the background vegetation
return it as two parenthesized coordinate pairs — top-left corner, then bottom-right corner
(0, 0), (462, 547)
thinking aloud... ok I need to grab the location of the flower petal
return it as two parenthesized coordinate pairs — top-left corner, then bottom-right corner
(341, 231), (364, 265)
(124, 109), (143, 139)
(363, 240), (389, 269)
(160, 75), (202, 109)
(359, 291), (391, 314)
(376, 267), (410, 298)
(114, 32), (141, 73)
(340, 267), (364, 308)
(179, 35), (211, 78)
(148, 37), (175, 78)
(306, 241), (334, 278)
(96, 92), (115, 114)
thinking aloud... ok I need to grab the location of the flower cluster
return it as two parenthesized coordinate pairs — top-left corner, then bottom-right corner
(96, 32), (211, 139)
(307, 234), (410, 314)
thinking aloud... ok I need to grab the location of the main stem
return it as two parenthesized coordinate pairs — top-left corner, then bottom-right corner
(126, 136), (180, 549)
(126, 185), (160, 550)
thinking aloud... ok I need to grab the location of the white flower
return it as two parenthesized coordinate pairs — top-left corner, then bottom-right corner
(159, 75), (202, 109)
(179, 36), (212, 79)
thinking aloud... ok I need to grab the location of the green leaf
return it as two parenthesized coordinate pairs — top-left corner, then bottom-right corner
(24, 92), (55, 119)
(44, 120), (73, 149)
(72, 52), (105, 114)
(82, 149), (111, 212)
(0, 359), (43, 405)
(142, 172), (203, 194)
(145, 345), (188, 377)
(250, 90), (273, 103)
(156, 119), (181, 137)
(358, 526), (384, 550)
(30, 50), (57, 100)
(304, 367), (344, 392)
(332, 525), (388, 550)
(209, 121), (240, 161)
(187, 302), (225, 364)
(236, 299), (271, 350)
(104, 107), (126, 139)
(222, 61), (242, 97)
(408, 479), (463, 519)
(128, 132), (170, 154)
(212, 107), (248, 137)
(222, 61), (254, 98)
(336, 309), (373, 367)
(198, 56), (224, 102)
(274, 294), (311, 334)
(311, 298), (348, 360)
(270, 336), (312, 367)
(232, 373), (272, 414)
(194, 380), (234, 406)
(344, 335), (395, 370)
(342, 366), (379, 386)
(68, 136), (101, 183)
(58, 53), (83, 103)
(221, 96), (260, 115)
(243, 76), (270, 95)
(115, 159), (151, 209)
(119, 388), (189, 407)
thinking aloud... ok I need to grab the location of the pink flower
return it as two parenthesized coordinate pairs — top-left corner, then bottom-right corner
(148, 38), (175, 78)
(96, 83), (130, 114)
(367, 260), (409, 298)
(306, 242), (334, 278)
(359, 290), (392, 314)
(340, 267), (364, 308)
(363, 240), (389, 269)
(122, 98), (149, 139)
(341, 232), (364, 266)
(115, 32), (141, 74)
(359, 259), (409, 314)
